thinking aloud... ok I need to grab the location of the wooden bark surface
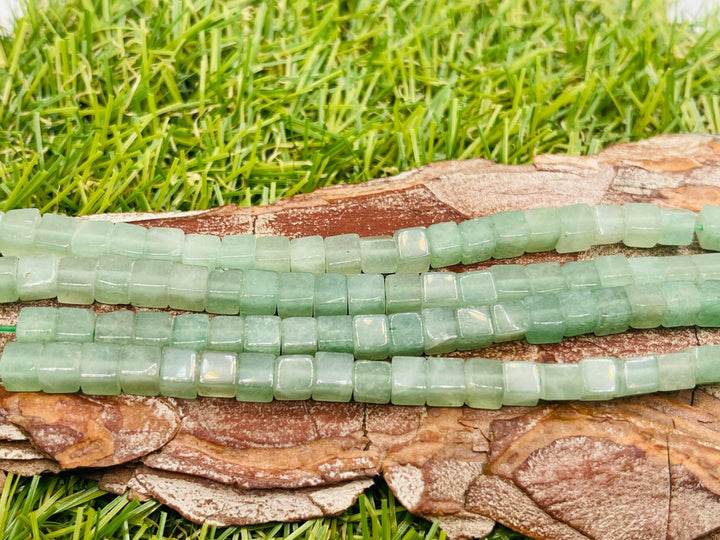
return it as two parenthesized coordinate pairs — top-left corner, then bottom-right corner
(2, 134), (720, 539)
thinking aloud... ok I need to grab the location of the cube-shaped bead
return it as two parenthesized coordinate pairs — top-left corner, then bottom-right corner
(458, 217), (496, 264)
(657, 351), (695, 391)
(133, 311), (173, 346)
(198, 350), (237, 398)
(360, 236), (399, 274)
(659, 208), (695, 246)
(0, 256), (19, 303)
(422, 307), (459, 355)
(16, 306), (57, 342)
(240, 269), (279, 315)
(182, 233), (220, 268)
(80, 342), (121, 395)
(690, 345), (720, 384)
(219, 234), (256, 270)
(427, 357), (466, 407)
(274, 354), (314, 400)
(168, 263), (209, 311)
(627, 256), (666, 284)
(526, 262), (565, 295)
(243, 316), (281, 355)
(594, 255), (633, 288)
(394, 227), (430, 273)
(71, 220), (113, 258)
(95, 310), (134, 344)
(160, 348), (198, 399)
(579, 357), (618, 400)
(281, 317), (317, 354)
(254, 236), (290, 273)
(663, 255), (698, 282)
(17, 254), (58, 301)
(0, 342), (42, 391)
(324, 234), (362, 274)
(118, 344), (162, 396)
(347, 273), (385, 315)
(696, 205), (720, 251)
(427, 222), (462, 268)
(623, 203), (661, 248)
(562, 260), (601, 290)
(94, 254), (133, 305)
(388, 312), (424, 356)
(57, 256), (96, 305)
(313, 274), (348, 316)
(385, 273), (422, 314)
(277, 272), (315, 318)
(236, 353), (275, 402)
(593, 287), (632, 336)
(289, 236), (326, 274)
(109, 222), (147, 258)
(592, 205), (625, 245)
(625, 284), (666, 329)
(491, 264), (531, 301)
(0, 208), (40, 256)
(558, 289), (599, 337)
(352, 314), (390, 360)
(35, 213), (76, 254)
(170, 313), (209, 349)
(490, 211), (529, 259)
(452, 304), (495, 352)
(317, 316), (354, 353)
(129, 259), (172, 308)
(502, 361), (540, 406)
(56, 307), (95, 343)
(619, 355), (659, 396)
(540, 363), (581, 400)
(556, 204), (595, 253)
(38, 342), (82, 393)
(205, 269), (243, 314)
(659, 281), (702, 327)
(523, 207), (560, 253)
(144, 227), (184, 261)
(354, 360), (392, 403)
(524, 295), (565, 344)
(697, 281), (720, 327)
(491, 301), (530, 342)
(391, 356), (427, 406)
(464, 357), (503, 409)
(421, 272), (459, 308)
(207, 315), (244, 352)
(457, 270), (497, 306)
(692, 253), (720, 282)
(312, 352), (354, 402)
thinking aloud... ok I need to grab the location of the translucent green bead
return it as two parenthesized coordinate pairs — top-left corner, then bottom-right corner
(526, 262), (565, 295)
(659, 281), (702, 327)
(502, 361), (540, 406)
(427, 357), (465, 407)
(690, 345), (720, 384)
(57, 256), (96, 305)
(80, 342), (121, 395)
(352, 314), (390, 360)
(540, 363), (581, 400)
(421, 272), (459, 309)
(388, 312), (424, 356)
(556, 204), (595, 253)
(35, 213), (76, 254)
(109, 222), (147, 258)
(289, 236), (326, 274)
(697, 281), (720, 327)
(0, 208), (40, 256)
(391, 356), (427, 406)
(490, 301), (530, 342)
(118, 344), (161, 396)
(236, 353), (275, 402)
(274, 354), (314, 400)
(464, 357), (504, 409)
(312, 352), (354, 402)
(56, 307), (95, 343)
(561, 260), (601, 290)
(385, 273), (422, 314)
(240, 269), (279, 315)
(129, 259), (172, 308)
(17, 254), (58, 301)
(313, 274), (348, 316)
(491, 264), (531, 301)
(207, 315), (244, 352)
(427, 222), (462, 268)
(38, 342), (82, 393)
(167, 263), (208, 312)
(490, 210), (529, 259)
(623, 203), (661, 248)
(347, 274), (385, 315)
(579, 357), (617, 400)
(16, 306), (57, 342)
(353, 360), (391, 403)
(458, 217), (495, 264)
(696, 205), (720, 251)
(593, 287), (632, 336)
(95, 310), (134, 344)
(558, 289), (599, 337)
(524, 295), (565, 344)
(71, 220), (113, 259)
(664, 255), (698, 282)
(277, 272), (314, 318)
(360, 236), (399, 274)
(618, 355), (659, 396)
(627, 256), (666, 284)
(144, 227), (184, 261)
(219, 234), (256, 270)
(243, 315), (281, 355)
(523, 207), (560, 253)
(422, 307), (458, 355)
(182, 234), (220, 268)
(281, 317), (317, 354)
(656, 351), (695, 391)
(197, 350), (237, 398)
(159, 348), (198, 399)
(457, 270), (497, 306)
(94, 254), (133, 305)
(255, 236), (290, 273)
(624, 284), (666, 329)
(394, 227), (431, 273)
(659, 208), (695, 246)
(692, 254), (720, 282)
(0, 342), (42, 391)
(324, 234), (362, 274)
(456, 306), (494, 350)
(592, 205), (625, 245)
(170, 313), (209, 349)
(317, 315), (354, 353)
(594, 255), (633, 288)
(133, 311), (173, 346)
(0, 256), (19, 303)
(205, 269), (243, 315)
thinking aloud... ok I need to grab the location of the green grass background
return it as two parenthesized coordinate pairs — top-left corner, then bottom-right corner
(0, 0), (719, 537)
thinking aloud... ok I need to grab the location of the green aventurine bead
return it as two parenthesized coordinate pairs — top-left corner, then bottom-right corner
(526, 262), (565, 294)
(317, 316), (354, 353)
(422, 307), (458, 354)
(353, 360), (391, 403)
(523, 207), (560, 253)
(170, 313), (209, 349)
(592, 205), (625, 245)
(502, 361), (540, 406)
(659, 281), (702, 327)
(458, 217), (495, 264)
(160, 348), (198, 399)
(0, 257), (19, 303)
(427, 357), (465, 407)
(627, 257), (666, 284)
(207, 315), (244, 352)
(290, 236), (326, 274)
(129, 259), (172, 308)
(491, 301), (530, 342)
(664, 255), (698, 282)
(421, 272), (459, 308)
(118, 344), (161, 396)
(205, 269), (243, 314)
(696, 205), (720, 251)
(80, 343), (121, 395)
(385, 273), (422, 314)
(240, 269), (279, 315)
(388, 312), (424, 356)
(243, 316), (281, 355)
(693, 254), (720, 282)
(94, 254), (133, 305)
(352, 314), (390, 360)
(456, 306), (494, 350)
(0, 208), (39, 256)
(697, 281), (720, 327)
(109, 222), (147, 258)
(220, 234), (256, 270)
(491, 264), (531, 301)
(593, 287), (632, 336)
(274, 354), (314, 400)
(17, 254), (58, 301)
(457, 270), (497, 306)
(490, 211), (529, 259)
(579, 357), (617, 400)
(57, 256), (96, 305)
(394, 227), (431, 273)
(325, 234), (362, 274)
(35, 213), (76, 253)
(625, 284), (666, 329)
(56, 307), (94, 342)
(133, 311), (173, 346)
(562, 260), (601, 290)
(391, 356), (427, 406)
(95, 310), (134, 344)
(360, 236), (399, 274)
(347, 274), (385, 315)
(168, 263), (208, 311)
(182, 234), (220, 268)
(38, 342), (82, 393)
(624, 203), (661, 248)
(281, 317), (317, 354)
(556, 204), (595, 253)
(0, 342), (42, 391)
(312, 352), (354, 402)
(277, 272), (314, 318)
(255, 236), (291, 273)
(540, 363), (581, 400)
(197, 351), (237, 398)
(16, 307), (57, 342)
(524, 295), (565, 344)
(657, 351), (695, 391)
(427, 222), (462, 268)
(71, 220), (113, 258)
(144, 227), (184, 261)
(313, 274), (347, 316)
(236, 353), (275, 402)
(690, 345), (720, 384)
(464, 357), (503, 409)
(594, 255), (633, 288)
(619, 355), (659, 396)
(659, 208), (695, 245)
(558, 289), (599, 337)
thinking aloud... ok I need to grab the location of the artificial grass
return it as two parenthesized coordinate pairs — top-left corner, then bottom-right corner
(0, 0), (719, 538)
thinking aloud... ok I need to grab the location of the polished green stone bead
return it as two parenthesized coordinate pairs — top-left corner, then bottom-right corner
(360, 236), (399, 274)
(94, 310), (134, 344)
(692, 254), (720, 282)
(243, 315), (281, 355)
(94, 254), (133, 305)
(562, 260), (601, 290)
(118, 344), (161, 396)
(388, 312), (424, 356)
(427, 222), (462, 268)
(456, 306), (494, 350)
(57, 256), (96, 305)
(426, 357), (466, 407)
(16, 307), (57, 342)
(663, 255), (698, 282)
(421, 272), (459, 308)
(167, 263), (208, 312)
(281, 317), (317, 354)
(317, 316), (354, 353)
(312, 352), (354, 402)
(619, 355), (659, 396)
(354, 360), (392, 403)
(385, 273), (422, 314)
(697, 281), (720, 327)
(0, 256), (19, 303)
(556, 204), (595, 253)
(80, 342), (121, 395)
(289, 236), (326, 274)
(659, 281), (702, 327)
(464, 357), (504, 409)
(133, 311), (173, 346)
(35, 213), (76, 254)
(524, 295), (565, 344)
(71, 220), (113, 259)
(627, 256), (666, 284)
(0, 342), (42, 391)
(38, 342), (82, 393)
(313, 274), (348, 316)
(625, 284), (666, 329)
(255, 236), (291, 273)
(236, 353), (275, 402)
(109, 222), (147, 258)
(540, 363), (581, 400)
(394, 227), (431, 273)
(458, 217), (496, 264)
(523, 207), (560, 253)
(502, 361), (540, 406)
(56, 307), (95, 343)
(160, 348), (198, 399)
(623, 203), (661, 248)
(129, 259), (172, 308)
(490, 210), (529, 259)
(0, 208), (39, 256)
(659, 208), (695, 246)
(170, 313), (209, 349)
(391, 356), (427, 406)
(491, 301), (530, 342)
(457, 270), (497, 307)
(690, 345), (720, 384)
(656, 351), (695, 391)
(325, 234), (362, 274)
(274, 354), (314, 400)
(205, 269), (243, 315)
(197, 350), (237, 398)
(240, 269), (279, 315)
(594, 254), (633, 288)
(207, 315), (244, 352)
(422, 307), (458, 355)
(491, 264), (531, 301)
(558, 288), (599, 337)
(347, 273), (385, 315)
(17, 254), (58, 301)
(579, 357), (618, 400)
(219, 234), (256, 270)
(144, 227), (184, 261)
(277, 272), (315, 318)
(526, 262), (565, 294)
(352, 314), (390, 360)
(593, 287), (632, 336)
(696, 205), (720, 251)
(592, 205), (625, 245)
(182, 233), (220, 268)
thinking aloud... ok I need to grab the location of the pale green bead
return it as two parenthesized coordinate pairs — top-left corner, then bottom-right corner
(657, 351), (695, 391)
(579, 357), (617, 400)
(274, 354), (314, 400)
(236, 353), (275, 402)
(354, 360), (392, 404)
(696, 205), (720, 251)
(625, 284), (666, 329)
(556, 204), (595, 253)
(240, 269), (279, 315)
(558, 289), (599, 337)
(352, 314), (390, 360)
(94, 254), (133, 305)
(427, 357), (465, 407)
(457, 270), (497, 306)
(312, 352), (354, 402)
(57, 256), (96, 305)
(456, 306), (494, 350)
(207, 315), (244, 352)
(0, 342), (42, 391)
(464, 357), (503, 409)
(317, 316), (354, 353)
(502, 361), (540, 406)
(388, 312), (424, 356)
(524, 295), (565, 344)
(255, 236), (290, 273)
(197, 350), (237, 398)
(281, 317), (317, 354)
(71, 220), (113, 259)
(421, 272), (459, 309)
(243, 315), (281, 355)
(313, 274), (348, 316)
(35, 213), (76, 254)
(129, 259), (172, 308)
(80, 343), (121, 395)
(347, 273), (385, 315)
(540, 363), (581, 400)
(422, 307), (458, 355)
(289, 236), (326, 274)
(394, 227), (431, 273)
(133, 311), (173, 346)
(17, 254), (58, 301)
(182, 234), (220, 268)
(160, 348), (198, 399)
(0, 208), (40, 256)
(391, 356), (427, 406)
(664, 255), (698, 282)
(593, 287), (632, 336)
(619, 355), (659, 396)
(16, 307), (57, 342)
(491, 301), (530, 342)
(690, 345), (720, 384)
(627, 256), (666, 284)
(385, 273), (422, 314)
(360, 236), (399, 274)
(659, 208), (695, 246)
(109, 222), (147, 258)
(523, 207), (560, 253)
(623, 203), (661, 248)
(205, 269), (243, 315)
(561, 260), (601, 290)
(144, 227), (184, 261)
(118, 344), (161, 396)
(168, 263), (208, 312)
(219, 234), (256, 270)
(594, 254), (633, 288)
(526, 262), (565, 294)
(0, 256), (19, 303)
(95, 310), (134, 344)
(692, 254), (720, 282)
(458, 217), (495, 264)
(490, 210), (529, 259)
(427, 222), (462, 268)
(170, 313), (209, 349)
(38, 342), (82, 393)
(659, 281), (702, 327)
(325, 234), (362, 274)
(277, 272), (314, 318)
(592, 205), (625, 245)
(491, 264), (531, 301)
(56, 307), (95, 343)
(697, 281), (720, 327)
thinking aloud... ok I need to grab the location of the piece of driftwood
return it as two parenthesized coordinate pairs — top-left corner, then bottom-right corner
(2, 134), (720, 539)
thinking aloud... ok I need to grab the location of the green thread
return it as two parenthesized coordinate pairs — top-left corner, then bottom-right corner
(0, 326), (16, 333)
